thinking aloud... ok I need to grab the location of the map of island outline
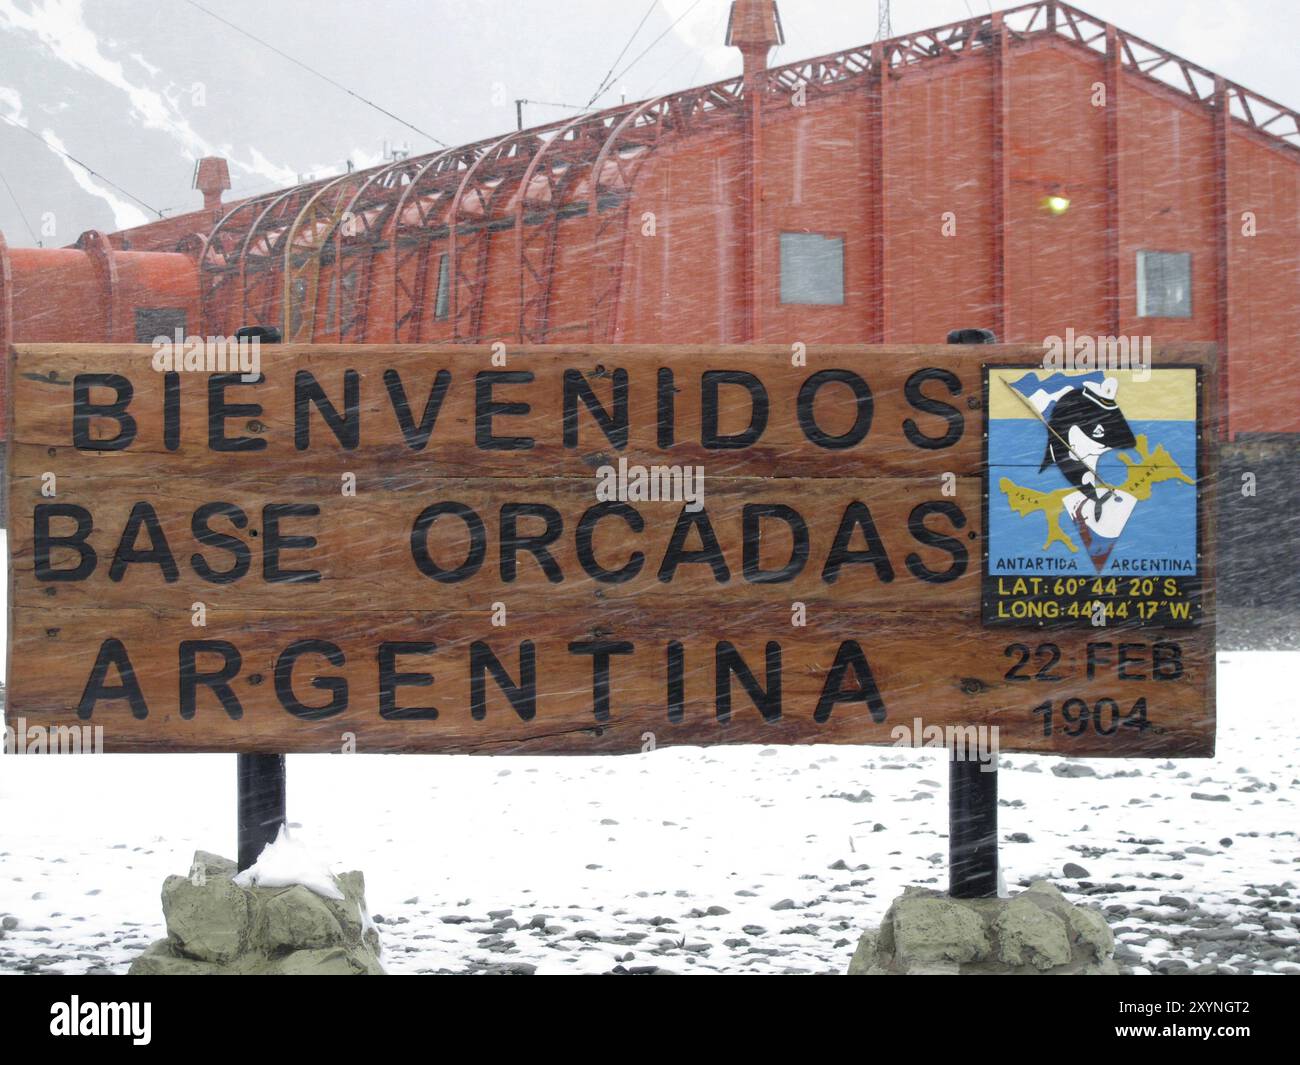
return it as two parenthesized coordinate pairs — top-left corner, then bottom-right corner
(997, 434), (1194, 554)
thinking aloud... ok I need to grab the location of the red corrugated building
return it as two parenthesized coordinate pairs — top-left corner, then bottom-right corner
(1, 0), (1297, 445)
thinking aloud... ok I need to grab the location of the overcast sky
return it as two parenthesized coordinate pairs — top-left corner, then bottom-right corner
(0, 0), (1295, 246)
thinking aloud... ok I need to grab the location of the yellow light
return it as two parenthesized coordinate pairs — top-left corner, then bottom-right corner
(1044, 193), (1071, 215)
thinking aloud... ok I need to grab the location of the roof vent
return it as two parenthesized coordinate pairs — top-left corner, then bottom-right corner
(726, 1), (784, 78)
(193, 156), (232, 211)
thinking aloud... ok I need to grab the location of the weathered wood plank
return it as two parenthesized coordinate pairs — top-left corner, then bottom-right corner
(10, 343), (1062, 477)
(10, 607), (1213, 756)
(7, 474), (983, 612)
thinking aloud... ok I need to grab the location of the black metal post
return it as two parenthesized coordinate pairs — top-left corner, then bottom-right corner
(237, 754), (286, 871)
(948, 757), (998, 898)
(945, 324), (999, 899)
(232, 325), (286, 873)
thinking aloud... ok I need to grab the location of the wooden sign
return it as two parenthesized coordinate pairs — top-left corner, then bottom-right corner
(5, 343), (1215, 756)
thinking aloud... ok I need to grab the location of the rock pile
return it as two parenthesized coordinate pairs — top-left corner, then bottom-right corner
(848, 881), (1116, 975)
(129, 851), (384, 975)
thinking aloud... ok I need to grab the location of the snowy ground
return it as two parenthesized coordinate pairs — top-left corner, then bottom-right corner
(0, 651), (1296, 975)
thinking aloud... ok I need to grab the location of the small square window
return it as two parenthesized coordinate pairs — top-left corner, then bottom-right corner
(1137, 251), (1191, 318)
(134, 307), (186, 343)
(780, 232), (844, 305)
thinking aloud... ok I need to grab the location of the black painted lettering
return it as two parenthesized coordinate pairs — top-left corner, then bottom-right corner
(179, 640), (243, 720)
(377, 642), (438, 720)
(903, 368), (964, 449)
(905, 501), (968, 584)
(263, 503), (321, 584)
(191, 502), (251, 584)
(659, 508), (730, 583)
(109, 502), (179, 583)
(410, 502), (487, 583)
(568, 640), (634, 722)
(208, 373), (266, 452)
(77, 638), (148, 720)
(742, 503), (809, 584)
(715, 641), (782, 723)
(813, 640), (886, 724)
(475, 371), (535, 451)
(384, 368), (451, 450)
(73, 374), (136, 451)
(563, 368), (628, 449)
(34, 503), (97, 581)
(797, 370), (873, 450)
(576, 502), (645, 584)
(470, 641), (537, 722)
(275, 639), (347, 720)
(295, 369), (360, 450)
(500, 503), (563, 583)
(822, 502), (894, 584)
(701, 370), (767, 450)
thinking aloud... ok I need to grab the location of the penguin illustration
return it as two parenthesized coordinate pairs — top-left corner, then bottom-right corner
(1039, 378), (1136, 524)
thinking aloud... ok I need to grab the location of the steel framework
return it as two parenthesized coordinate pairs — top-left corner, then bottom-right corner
(187, 0), (1298, 343)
